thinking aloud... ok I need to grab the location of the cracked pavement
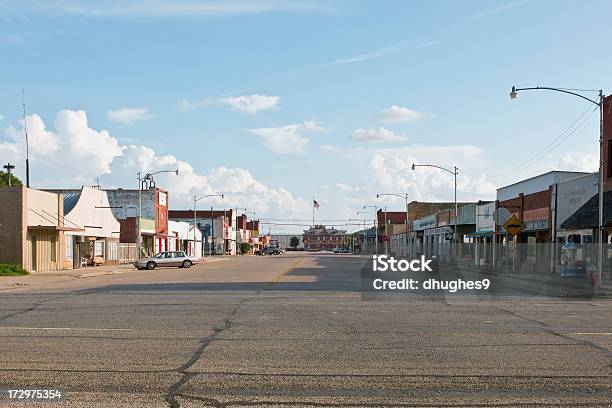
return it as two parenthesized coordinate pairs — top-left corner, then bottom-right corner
(0, 253), (610, 407)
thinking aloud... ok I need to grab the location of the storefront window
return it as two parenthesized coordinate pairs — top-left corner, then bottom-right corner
(65, 235), (73, 259)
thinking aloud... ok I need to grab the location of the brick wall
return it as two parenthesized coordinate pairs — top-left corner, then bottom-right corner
(406, 202), (459, 231)
(0, 187), (26, 265)
(602, 96), (612, 191)
(119, 217), (138, 243)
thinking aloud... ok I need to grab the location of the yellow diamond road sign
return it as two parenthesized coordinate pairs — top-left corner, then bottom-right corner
(503, 214), (524, 236)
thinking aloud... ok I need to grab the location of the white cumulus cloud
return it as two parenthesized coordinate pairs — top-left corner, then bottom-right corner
(107, 107), (152, 125)
(0, 109), (311, 218)
(368, 146), (496, 202)
(351, 127), (407, 143)
(374, 105), (425, 123)
(557, 153), (598, 173)
(248, 120), (326, 154)
(5, 113), (60, 157)
(219, 94), (279, 114)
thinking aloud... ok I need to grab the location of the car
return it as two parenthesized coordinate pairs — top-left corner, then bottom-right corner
(134, 251), (199, 270)
(332, 247), (341, 253)
(256, 246), (281, 256)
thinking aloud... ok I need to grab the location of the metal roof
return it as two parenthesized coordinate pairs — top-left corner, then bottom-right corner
(62, 191), (81, 215)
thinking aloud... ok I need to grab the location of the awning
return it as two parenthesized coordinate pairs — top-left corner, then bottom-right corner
(465, 231), (494, 237)
(28, 225), (84, 232)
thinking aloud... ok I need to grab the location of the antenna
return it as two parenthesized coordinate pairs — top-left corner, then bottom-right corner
(21, 89), (30, 188)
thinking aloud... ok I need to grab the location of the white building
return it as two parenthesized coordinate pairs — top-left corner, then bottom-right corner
(61, 186), (121, 267)
(168, 220), (202, 257)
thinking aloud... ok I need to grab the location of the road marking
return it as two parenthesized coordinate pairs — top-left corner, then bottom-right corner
(0, 327), (136, 331)
(266, 257), (303, 288)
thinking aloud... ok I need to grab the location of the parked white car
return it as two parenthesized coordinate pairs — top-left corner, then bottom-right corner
(134, 251), (198, 270)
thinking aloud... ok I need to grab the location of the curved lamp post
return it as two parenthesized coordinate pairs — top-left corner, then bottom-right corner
(349, 217), (372, 255)
(510, 85), (604, 288)
(137, 169), (179, 256)
(412, 163), (458, 244)
(378, 192), (409, 256)
(358, 210), (377, 254)
(194, 193), (224, 258)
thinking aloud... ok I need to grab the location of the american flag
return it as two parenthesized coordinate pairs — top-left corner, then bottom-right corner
(313, 199), (320, 209)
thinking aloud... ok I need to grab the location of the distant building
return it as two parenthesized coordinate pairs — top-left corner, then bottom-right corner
(270, 234), (304, 250)
(302, 226), (346, 251)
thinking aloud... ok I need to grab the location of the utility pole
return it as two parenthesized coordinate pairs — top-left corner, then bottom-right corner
(3, 163), (15, 187)
(210, 205), (214, 258)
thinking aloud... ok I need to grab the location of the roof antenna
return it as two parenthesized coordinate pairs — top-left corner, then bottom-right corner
(22, 89), (30, 188)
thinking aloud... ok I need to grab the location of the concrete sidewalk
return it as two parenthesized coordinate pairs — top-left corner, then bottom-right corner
(0, 256), (231, 290)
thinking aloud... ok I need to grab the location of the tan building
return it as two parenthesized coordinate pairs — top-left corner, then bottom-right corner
(0, 187), (82, 272)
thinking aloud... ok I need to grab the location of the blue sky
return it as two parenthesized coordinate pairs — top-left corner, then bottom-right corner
(1, 0), (610, 232)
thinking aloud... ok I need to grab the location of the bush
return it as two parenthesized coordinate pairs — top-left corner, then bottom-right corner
(240, 242), (252, 255)
(0, 264), (29, 276)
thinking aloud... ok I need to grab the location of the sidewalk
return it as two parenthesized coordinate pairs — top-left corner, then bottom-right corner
(0, 256), (231, 290)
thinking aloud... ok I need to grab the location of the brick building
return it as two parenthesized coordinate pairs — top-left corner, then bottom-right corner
(496, 171), (589, 244)
(303, 226), (346, 251)
(103, 187), (169, 255)
(169, 209), (234, 255)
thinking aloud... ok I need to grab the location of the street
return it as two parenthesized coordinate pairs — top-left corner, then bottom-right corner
(0, 253), (611, 407)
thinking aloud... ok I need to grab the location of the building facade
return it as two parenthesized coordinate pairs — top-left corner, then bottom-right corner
(303, 226), (346, 250)
(0, 187), (82, 272)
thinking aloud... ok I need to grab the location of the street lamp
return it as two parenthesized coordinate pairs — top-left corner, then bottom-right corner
(137, 169), (179, 257)
(510, 85), (605, 287)
(234, 207), (249, 255)
(349, 218), (370, 255)
(412, 164), (459, 255)
(378, 192), (409, 256)
(194, 194), (224, 258)
(358, 209), (378, 254)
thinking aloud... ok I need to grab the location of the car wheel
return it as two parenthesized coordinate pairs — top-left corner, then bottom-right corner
(146, 261), (156, 270)
(182, 260), (192, 269)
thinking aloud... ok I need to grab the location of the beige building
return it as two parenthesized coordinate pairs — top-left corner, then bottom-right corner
(0, 187), (82, 272)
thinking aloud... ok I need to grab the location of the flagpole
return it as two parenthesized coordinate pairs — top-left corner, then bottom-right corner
(312, 196), (315, 227)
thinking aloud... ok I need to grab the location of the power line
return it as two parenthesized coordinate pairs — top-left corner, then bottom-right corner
(486, 104), (597, 181)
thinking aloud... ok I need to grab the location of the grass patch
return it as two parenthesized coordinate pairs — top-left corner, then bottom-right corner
(0, 264), (29, 276)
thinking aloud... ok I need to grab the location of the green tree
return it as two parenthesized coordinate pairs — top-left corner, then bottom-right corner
(240, 242), (252, 255)
(289, 236), (300, 249)
(0, 171), (23, 188)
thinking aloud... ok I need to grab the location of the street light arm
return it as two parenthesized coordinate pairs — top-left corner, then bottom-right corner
(511, 86), (601, 106)
(377, 193), (407, 200)
(412, 163), (457, 175)
(194, 193), (224, 202)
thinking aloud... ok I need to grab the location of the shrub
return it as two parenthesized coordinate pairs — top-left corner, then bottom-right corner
(0, 264), (29, 276)
(240, 243), (252, 255)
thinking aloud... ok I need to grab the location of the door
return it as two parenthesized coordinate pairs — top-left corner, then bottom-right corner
(172, 251), (185, 266)
(30, 235), (37, 272)
(158, 252), (174, 266)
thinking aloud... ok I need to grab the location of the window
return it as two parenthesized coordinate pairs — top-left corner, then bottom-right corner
(50, 236), (57, 262)
(65, 235), (74, 259)
(108, 241), (119, 260)
(95, 240), (105, 257)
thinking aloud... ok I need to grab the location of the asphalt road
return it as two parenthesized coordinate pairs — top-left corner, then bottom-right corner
(0, 253), (610, 407)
